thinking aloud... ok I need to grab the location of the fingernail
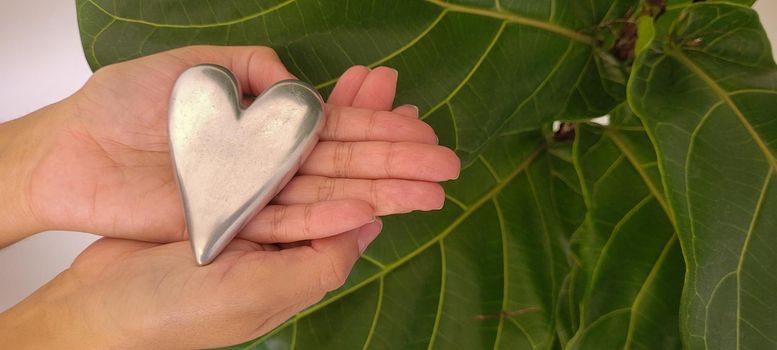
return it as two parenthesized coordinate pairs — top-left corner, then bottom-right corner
(402, 104), (420, 118)
(357, 219), (383, 254)
(435, 135), (439, 144)
(380, 66), (398, 78)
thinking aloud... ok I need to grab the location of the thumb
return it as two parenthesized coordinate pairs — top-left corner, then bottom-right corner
(266, 219), (383, 305)
(304, 219), (383, 293)
(156, 45), (296, 96)
(219, 221), (383, 341)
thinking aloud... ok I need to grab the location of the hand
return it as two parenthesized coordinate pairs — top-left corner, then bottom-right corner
(1, 46), (459, 245)
(0, 46), (461, 348)
(0, 221), (383, 349)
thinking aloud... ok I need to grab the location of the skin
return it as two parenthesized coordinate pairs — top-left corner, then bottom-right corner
(0, 46), (460, 348)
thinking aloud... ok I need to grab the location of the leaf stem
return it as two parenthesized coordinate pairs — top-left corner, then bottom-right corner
(424, 0), (598, 46)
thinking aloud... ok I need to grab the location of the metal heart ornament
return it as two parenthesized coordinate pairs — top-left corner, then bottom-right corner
(168, 64), (325, 266)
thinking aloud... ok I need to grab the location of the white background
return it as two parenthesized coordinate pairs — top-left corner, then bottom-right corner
(1, 1), (777, 312)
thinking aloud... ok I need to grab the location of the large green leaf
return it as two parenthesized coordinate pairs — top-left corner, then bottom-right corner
(77, 0), (638, 164)
(565, 110), (684, 349)
(629, 3), (777, 349)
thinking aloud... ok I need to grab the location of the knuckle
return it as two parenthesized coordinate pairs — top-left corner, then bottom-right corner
(327, 108), (344, 139)
(370, 180), (381, 208)
(365, 110), (379, 140)
(269, 206), (288, 242)
(303, 204), (315, 237)
(333, 142), (354, 177)
(383, 143), (396, 177)
(319, 255), (348, 291)
(318, 177), (337, 201)
(303, 279), (328, 307)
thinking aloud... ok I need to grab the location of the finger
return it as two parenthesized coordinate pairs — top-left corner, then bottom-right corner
(162, 45), (295, 96)
(277, 220), (383, 293)
(300, 141), (460, 181)
(223, 221), (382, 336)
(320, 107), (437, 144)
(327, 66), (371, 106)
(392, 104), (420, 118)
(352, 66), (398, 110)
(275, 176), (445, 215)
(310, 219), (383, 289)
(238, 199), (375, 243)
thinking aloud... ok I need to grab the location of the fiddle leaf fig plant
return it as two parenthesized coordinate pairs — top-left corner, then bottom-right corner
(77, 0), (776, 348)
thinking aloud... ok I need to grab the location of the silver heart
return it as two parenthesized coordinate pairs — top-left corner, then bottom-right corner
(168, 64), (325, 265)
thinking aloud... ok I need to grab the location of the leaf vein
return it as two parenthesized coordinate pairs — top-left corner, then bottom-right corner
(85, 0), (297, 28)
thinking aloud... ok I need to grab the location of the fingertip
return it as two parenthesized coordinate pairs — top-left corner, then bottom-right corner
(347, 65), (372, 76)
(329, 65), (371, 106)
(420, 122), (439, 145)
(415, 145), (461, 181)
(352, 66), (398, 110)
(240, 46), (295, 95)
(441, 147), (462, 180)
(357, 218), (383, 254)
(373, 66), (398, 79)
(375, 180), (442, 214)
(445, 147), (461, 180)
(425, 182), (446, 210)
(372, 110), (437, 145)
(335, 199), (377, 226)
(371, 66), (399, 91)
(393, 104), (420, 118)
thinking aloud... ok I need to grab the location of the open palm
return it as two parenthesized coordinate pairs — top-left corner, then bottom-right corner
(25, 46), (459, 244)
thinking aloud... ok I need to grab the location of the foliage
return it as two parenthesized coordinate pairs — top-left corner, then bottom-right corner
(77, 0), (776, 348)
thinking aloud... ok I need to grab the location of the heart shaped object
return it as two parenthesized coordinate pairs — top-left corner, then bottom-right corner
(168, 64), (325, 266)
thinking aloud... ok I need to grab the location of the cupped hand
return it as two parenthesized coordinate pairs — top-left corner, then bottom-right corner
(22, 46), (459, 243)
(1, 220), (382, 348)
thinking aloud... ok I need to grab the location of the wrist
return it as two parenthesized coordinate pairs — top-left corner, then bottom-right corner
(0, 270), (110, 349)
(0, 100), (75, 246)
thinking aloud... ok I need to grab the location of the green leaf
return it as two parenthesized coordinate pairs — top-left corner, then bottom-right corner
(566, 112), (684, 349)
(629, 3), (777, 349)
(77, 0), (638, 165)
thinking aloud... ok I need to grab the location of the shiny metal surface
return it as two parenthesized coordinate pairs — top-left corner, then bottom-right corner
(168, 64), (325, 266)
